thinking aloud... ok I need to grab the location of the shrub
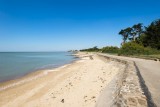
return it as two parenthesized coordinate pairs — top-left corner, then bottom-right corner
(80, 46), (100, 52)
(101, 46), (119, 53)
(118, 42), (160, 55)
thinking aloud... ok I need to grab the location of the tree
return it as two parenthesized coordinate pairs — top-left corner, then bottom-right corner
(143, 19), (160, 49)
(125, 27), (133, 41)
(119, 27), (132, 45)
(119, 29), (126, 44)
(132, 23), (143, 41)
(80, 46), (99, 52)
(118, 29), (127, 44)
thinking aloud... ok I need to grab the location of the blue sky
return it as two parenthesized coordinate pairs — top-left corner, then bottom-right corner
(0, 0), (160, 51)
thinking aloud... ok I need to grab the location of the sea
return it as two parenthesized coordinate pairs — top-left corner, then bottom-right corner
(0, 52), (77, 83)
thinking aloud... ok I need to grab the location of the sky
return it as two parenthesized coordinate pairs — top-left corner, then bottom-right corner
(0, 0), (160, 51)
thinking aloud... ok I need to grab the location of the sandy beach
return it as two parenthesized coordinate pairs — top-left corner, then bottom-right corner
(0, 52), (122, 107)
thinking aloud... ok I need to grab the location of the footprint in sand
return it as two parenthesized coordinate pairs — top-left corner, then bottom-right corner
(84, 95), (87, 98)
(61, 99), (64, 103)
(69, 82), (73, 86)
(84, 95), (96, 103)
(84, 96), (88, 102)
(92, 96), (96, 99)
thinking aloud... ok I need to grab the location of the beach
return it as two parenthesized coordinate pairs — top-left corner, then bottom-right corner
(0, 52), (123, 107)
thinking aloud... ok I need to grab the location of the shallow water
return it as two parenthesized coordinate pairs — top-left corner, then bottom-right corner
(0, 52), (76, 82)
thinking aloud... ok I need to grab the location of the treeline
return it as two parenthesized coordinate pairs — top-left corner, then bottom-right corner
(80, 46), (100, 52)
(80, 19), (160, 55)
(119, 19), (160, 50)
(80, 46), (119, 54)
(118, 19), (160, 55)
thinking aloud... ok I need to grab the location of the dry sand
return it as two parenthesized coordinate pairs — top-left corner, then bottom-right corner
(0, 52), (120, 107)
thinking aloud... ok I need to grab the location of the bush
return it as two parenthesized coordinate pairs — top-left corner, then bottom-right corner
(118, 42), (160, 55)
(101, 46), (119, 53)
(144, 47), (160, 55)
(80, 46), (100, 52)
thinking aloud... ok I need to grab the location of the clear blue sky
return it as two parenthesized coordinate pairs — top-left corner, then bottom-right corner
(0, 0), (160, 51)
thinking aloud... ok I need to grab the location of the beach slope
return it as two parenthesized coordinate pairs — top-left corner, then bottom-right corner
(0, 53), (122, 107)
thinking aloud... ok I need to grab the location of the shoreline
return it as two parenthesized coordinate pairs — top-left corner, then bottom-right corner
(0, 55), (80, 92)
(0, 52), (121, 107)
(0, 51), (79, 83)
(0, 52), (147, 107)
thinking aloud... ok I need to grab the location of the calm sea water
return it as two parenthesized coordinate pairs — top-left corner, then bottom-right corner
(0, 52), (77, 82)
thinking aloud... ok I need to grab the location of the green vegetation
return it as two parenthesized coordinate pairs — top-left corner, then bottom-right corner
(101, 46), (119, 54)
(80, 46), (100, 52)
(142, 20), (160, 49)
(80, 19), (160, 59)
(118, 19), (160, 55)
(80, 46), (119, 54)
(118, 42), (160, 56)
